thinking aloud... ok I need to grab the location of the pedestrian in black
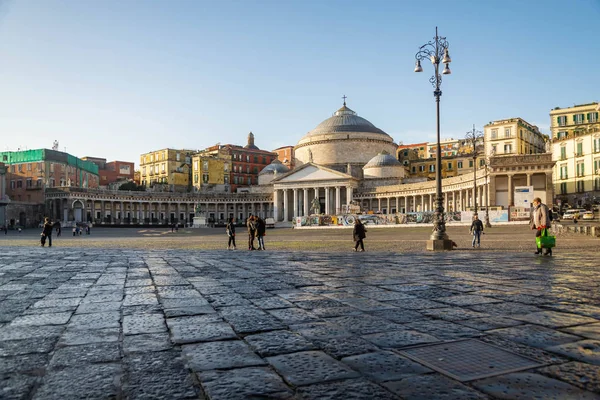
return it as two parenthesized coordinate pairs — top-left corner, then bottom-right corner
(470, 214), (484, 248)
(247, 215), (256, 250)
(226, 217), (237, 250)
(54, 221), (61, 236)
(353, 218), (366, 252)
(255, 216), (266, 250)
(41, 217), (53, 247)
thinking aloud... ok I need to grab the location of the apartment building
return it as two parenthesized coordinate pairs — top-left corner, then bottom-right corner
(484, 118), (547, 158)
(273, 145), (295, 168)
(191, 148), (232, 192)
(550, 102), (600, 205)
(81, 157), (135, 187)
(139, 148), (195, 190)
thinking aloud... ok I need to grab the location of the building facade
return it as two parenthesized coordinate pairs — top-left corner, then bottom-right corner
(273, 146), (295, 169)
(484, 118), (547, 158)
(139, 148), (195, 191)
(191, 149), (232, 192)
(222, 133), (278, 192)
(0, 162), (8, 227)
(550, 102), (600, 207)
(82, 157), (135, 187)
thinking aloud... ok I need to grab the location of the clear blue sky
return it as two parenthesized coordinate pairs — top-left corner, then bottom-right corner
(1, 0), (598, 167)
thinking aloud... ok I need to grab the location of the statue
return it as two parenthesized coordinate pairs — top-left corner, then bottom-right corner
(310, 197), (320, 214)
(308, 148), (313, 163)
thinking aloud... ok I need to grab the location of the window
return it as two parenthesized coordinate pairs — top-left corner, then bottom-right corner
(595, 159), (600, 174)
(491, 129), (498, 139)
(49, 178), (55, 187)
(262, 156), (266, 164)
(560, 146), (567, 160)
(203, 161), (209, 170)
(404, 151), (408, 156)
(589, 112), (599, 123)
(18, 164), (23, 172)
(576, 142), (583, 156)
(161, 163), (165, 173)
(254, 156), (258, 163)
(419, 165), (425, 172)
(224, 176), (229, 184)
(233, 176), (238, 184)
(247, 177), (251, 185)
(577, 162), (585, 177)
(519, 130), (523, 138)
(576, 180), (585, 192)
(560, 182), (567, 194)
(491, 144), (497, 155)
(574, 114), (584, 124)
(10, 165), (15, 173)
(469, 160), (473, 168)
(594, 137), (600, 153)
(224, 163), (229, 172)
(194, 174), (198, 183)
(480, 159), (485, 167)
(504, 144), (512, 153)
(26, 178), (32, 188)
(27, 163), (32, 171)
(557, 131), (567, 140)
(10, 180), (15, 189)
(193, 161), (198, 171)
(16, 180), (22, 188)
(447, 162), (452, 170)
(253, 167), (258, 174)
(36, 179), (42, 187)
(557, 116), (567, 126)
(202, 174), (209, 183)
(457, 161), (463, 169)
(429, 165), (435, 172)
(412, 166), (416, 173)
(176, 153), (181, 161)
(504, 128), (511, 138)
(560, 165), (568, 180)
(246, 155), (250, 162)
(246, 166), (250, 173)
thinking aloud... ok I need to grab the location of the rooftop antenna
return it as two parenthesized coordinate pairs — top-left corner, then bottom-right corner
(52, 140), (59, 151)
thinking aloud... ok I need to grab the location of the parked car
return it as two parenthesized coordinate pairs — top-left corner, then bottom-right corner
(562, 209), (586, 220)
(582, 211), (595, 220)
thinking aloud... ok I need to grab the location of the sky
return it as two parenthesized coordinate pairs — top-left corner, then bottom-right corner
(0, 0), (599, 168)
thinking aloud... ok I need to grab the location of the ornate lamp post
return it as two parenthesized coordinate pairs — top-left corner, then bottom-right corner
(465, 124), (483, 214)
(415, 27), (453, 251)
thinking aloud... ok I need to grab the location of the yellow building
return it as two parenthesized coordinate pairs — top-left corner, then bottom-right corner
(408, 154), (485, 180)
(139, 148), (195, 189)
(484, 118), (547, 158)
(191, 150), (232, 192)
(550, 102), (600, 206)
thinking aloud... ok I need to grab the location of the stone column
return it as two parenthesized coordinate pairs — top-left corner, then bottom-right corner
(273, 190), (279, 221)
(335, 186), (341, 214)
(324, 187), (330, 215)
(421, 195), (425, 212)
(283, 189), (289, 221)
(346, 186), (353, 204)
(545, 172), (553, 205)
(444, 192), (448, 212)
(303, 189), (309, 216)
(377, 198), (381, 213)
(412, 195), (417, 212)
(508, 174), (514, 206)
(526, 173), (531, 187)
(293, 188), (298, 218)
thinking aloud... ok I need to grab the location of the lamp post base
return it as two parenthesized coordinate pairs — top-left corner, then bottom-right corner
(426, 239), (454, 251)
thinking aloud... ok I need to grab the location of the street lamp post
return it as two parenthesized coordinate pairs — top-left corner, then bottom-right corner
(465, 125), (483, 215)
(415, 27), (453, 251)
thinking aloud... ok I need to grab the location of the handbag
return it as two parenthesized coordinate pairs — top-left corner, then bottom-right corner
(536, 228), (556, 249)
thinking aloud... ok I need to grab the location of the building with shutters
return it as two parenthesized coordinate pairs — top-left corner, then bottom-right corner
(484, 118), (547, 158)
(139, 148), (196, 190)
(550, 102), (600, 206)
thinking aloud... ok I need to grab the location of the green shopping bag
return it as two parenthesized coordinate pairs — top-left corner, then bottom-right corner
(536, 228), (556, 249)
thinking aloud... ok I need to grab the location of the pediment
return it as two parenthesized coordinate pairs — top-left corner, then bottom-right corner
(274, 163), (352, 183)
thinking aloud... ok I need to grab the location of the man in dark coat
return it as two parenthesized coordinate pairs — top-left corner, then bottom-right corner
(255, 217), (266, 250)
(352, 218), (366, 252)
(41, 217), (53, 247)
(247, 215), (256, 250)
(470, 214), (484, 248)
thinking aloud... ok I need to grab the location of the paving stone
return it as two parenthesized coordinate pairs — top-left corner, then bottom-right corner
(473, 372), (600, 399)
(383, 373), (489, 399)
(122, 304), (163, 315)
(221, 311), (286, 334)
(562, 323), (600, 340)
(326, 315), (403, 335)
(402, 320), (482, 340)
(198, 367), (294, 400)
(164, 305), (216, 317)
(0, 353), (48, 375)
(0, 336), (58, 357)
(290, 321), (353, 340)
(363, 329), (440, 348)
(32, 298), (82, 308)
(81, 292), (123, 303)
(161, 297), (210, 309)
(74, 301), (122, 314)
(487, 324), (582, 349)
(267, 307), (320, 324)
(383, 298), (448, 310)
(182, 340), (266, 371)
(469, 302), (543, 316)
(153, 275), (190, 286)
(479, 334), (568, 365)
(244, 330), (317, 357)
(538, 362), (600, 394)
(456, 316), (524, 331)
(371, 309), (426, 324)
(49, 342), (121, 368)
(123, 332), (173, 354)
(126, 278), (153, 287)
(123, 313), (167, 335)
(0, 374), (41, 400)
(511, 311), (599, 328)
(421, 307), (490, 321)
(296, 378), (400, 399)
(67, 311), (120, 330)
(32, 363), (122, 400)
(249, 296), (295, 309)
(267, 350), (360, 386)
(546, 340), (600, 365)
(437, 294), (502, 306)
(292, 298), (346, 309)
(123, 293), (159, 306)
(308, 306), (362, 318)
(10, 312), (72, 326)
(205, 293), (252, 308)
(157, 288), (202, 299)
(168, 319), (236, 344)
(58, 327), (120, 346)
(342, 350), (432, 382)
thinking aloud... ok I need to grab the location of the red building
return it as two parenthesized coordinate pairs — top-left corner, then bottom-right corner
(82, 157), (135, 187)
(272, 145), (295, 169)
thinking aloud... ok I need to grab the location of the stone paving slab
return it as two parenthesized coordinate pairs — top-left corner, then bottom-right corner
(1, 248), (600, 399)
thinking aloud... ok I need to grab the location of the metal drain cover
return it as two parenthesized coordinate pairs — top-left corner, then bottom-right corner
(399, 339), (543, 381)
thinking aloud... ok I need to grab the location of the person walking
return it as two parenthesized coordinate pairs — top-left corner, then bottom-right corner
(470, 214), (484, 248)
(352, 218), (367, 252)
(41, 217), (53, 247)
(54, 221), (61, 237)
(226, 217), (237, 250)
(247, 215), (257, 250)
(530, 197), (552, 256)
(255, 216), (266, 250)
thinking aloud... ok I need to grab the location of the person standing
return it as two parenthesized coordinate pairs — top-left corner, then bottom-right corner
(226, 217), (237, 250)
(530, 197), (552, 256)
(247, 215), (256, 250)
(255, 216), (266, 250)
(54, 221), (61, 237)
(352, 218), (366, 252)
(470, 214), (484, 248)
(41, 217), (53, 247)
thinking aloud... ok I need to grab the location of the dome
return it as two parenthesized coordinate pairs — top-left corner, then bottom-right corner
(259, 159), (290, 176)
(302, 105), (388, 138)
(364, 152), (402, 169)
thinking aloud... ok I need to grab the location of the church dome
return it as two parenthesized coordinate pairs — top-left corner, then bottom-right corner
(364, 152), (402, 169)
(259, 159), (289, 176)
(302, 105), (388, 138)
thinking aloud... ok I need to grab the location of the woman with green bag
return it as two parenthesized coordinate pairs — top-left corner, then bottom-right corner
(530, 197), (553, 256)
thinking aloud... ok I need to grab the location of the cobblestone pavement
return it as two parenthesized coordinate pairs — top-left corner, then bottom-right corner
(1, 247), (600, 399)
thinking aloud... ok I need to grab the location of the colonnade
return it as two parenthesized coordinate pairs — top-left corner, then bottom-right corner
(273, 185), (354, 222)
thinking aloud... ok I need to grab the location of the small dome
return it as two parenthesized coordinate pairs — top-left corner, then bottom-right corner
(259, 159), (290, 175)
(364, 152), (401, 169)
